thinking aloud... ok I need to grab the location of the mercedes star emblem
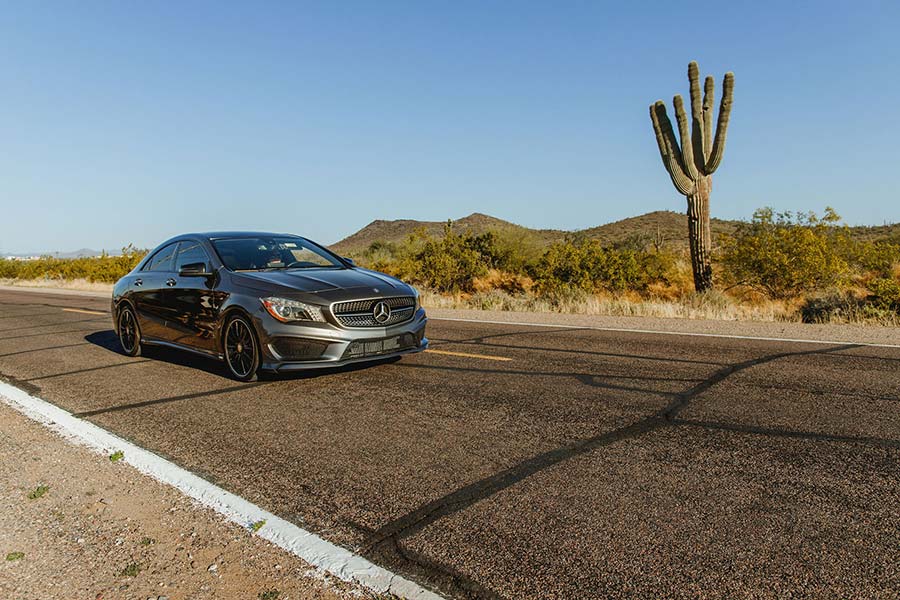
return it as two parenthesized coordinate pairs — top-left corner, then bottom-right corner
(372, 301), (391, 324)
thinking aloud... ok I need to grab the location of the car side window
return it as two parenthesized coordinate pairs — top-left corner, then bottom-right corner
(144, 242), (179, 272)
(175, 241), (210, 271)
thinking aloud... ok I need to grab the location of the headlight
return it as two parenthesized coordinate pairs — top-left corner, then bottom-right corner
(412, 287), (421, 311)
(261, 297), (325, 322)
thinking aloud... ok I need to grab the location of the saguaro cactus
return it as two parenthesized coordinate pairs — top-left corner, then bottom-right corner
(650, 61), (734, 291)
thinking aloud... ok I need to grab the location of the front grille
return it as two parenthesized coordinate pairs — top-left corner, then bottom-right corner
(331, 296), (416, 328)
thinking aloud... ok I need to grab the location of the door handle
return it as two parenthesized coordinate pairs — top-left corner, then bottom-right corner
(134, 278), (142, 287)
(166, 278), (177, 287)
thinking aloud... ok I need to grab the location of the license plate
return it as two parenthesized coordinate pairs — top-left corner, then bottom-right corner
(359, 336), (400, 356)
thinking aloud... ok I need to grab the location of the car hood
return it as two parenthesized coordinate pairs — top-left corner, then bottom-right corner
(230, 267), (409, 296)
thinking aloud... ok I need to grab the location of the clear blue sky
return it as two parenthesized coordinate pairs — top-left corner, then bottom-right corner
(2, 1), (898, 253)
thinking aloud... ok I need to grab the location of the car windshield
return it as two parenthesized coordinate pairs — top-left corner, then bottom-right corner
(212, 237), (344, 271)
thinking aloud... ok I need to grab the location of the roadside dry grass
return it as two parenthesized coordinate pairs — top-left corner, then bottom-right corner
(420, 289), (806, 322)
(0, 277), (114, 293)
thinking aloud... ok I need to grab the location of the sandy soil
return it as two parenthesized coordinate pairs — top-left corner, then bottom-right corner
(0, 402), (367, 600)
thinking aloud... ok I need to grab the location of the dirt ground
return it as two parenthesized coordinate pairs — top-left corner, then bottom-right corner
(0, 402), (365, 600)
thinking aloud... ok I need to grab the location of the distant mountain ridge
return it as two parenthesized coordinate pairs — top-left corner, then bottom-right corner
(331, 212), (565, 254)
(2, 248), (104, 259)
(331, 210), (900, 257)
(330, 210), (742, 255)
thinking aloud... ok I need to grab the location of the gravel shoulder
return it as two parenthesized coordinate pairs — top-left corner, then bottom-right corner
(0, 401), (361, 600)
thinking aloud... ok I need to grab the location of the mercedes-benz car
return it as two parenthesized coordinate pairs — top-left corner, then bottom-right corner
(111, 232), (428, 381)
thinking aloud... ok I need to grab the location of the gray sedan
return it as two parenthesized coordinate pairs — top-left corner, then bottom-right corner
(112, 232), (428, 381)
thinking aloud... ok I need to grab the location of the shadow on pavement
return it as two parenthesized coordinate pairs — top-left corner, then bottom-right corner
(363, 342), (900, 598)
(75, 331), (401, 418)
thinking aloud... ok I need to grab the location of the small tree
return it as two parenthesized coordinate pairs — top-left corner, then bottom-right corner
(720, 208), (849, 298)
(649, 61), (734, 292)
(414, 222), (488, 292)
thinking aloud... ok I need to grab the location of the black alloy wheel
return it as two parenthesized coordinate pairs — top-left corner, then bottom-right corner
(224, 315), (260, 382)
(117, 305), (142, 357)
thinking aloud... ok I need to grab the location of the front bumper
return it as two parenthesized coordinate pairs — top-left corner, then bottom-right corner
(254, 307), (428, 372)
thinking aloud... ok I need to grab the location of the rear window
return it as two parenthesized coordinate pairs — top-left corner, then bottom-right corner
(175, 241), (210, 271)
(143, 242), (179, 272)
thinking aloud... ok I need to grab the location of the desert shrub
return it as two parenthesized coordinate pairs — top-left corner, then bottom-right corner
(800, 278), (900, 324)
(866, 277), (900, 312)
(409, 223), (490, 292)
(465, 231), (504, 269)
(845, 240), (900, 277)
(532, 238), (676, 294)
(720, 208), (850, 298)
(0, 245), (146, 283)
(361, 240), (398, 266)
(800, 292), (898, 325)
(800, 290), (864, 323)
(484, 228), (546, 273)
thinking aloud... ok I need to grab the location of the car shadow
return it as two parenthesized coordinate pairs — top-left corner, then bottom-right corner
(84, 330), (398, 382)
(85, 330), (230, 378)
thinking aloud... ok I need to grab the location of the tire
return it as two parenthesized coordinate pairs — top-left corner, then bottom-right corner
(223, 314), (260, 382)
(117, 305), (142, 357)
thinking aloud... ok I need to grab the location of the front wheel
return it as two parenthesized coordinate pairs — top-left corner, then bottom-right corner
(223, 315), (260, 382)
(117, 305), (142, 357)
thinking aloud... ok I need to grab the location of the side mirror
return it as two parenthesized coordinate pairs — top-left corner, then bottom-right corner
(179, 262), (213, 277)
(343, 257), (356, 266)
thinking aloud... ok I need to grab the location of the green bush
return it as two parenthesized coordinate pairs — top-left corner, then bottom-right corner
(845, 241), (900, 277)
(867, 277), (900, 312)
(532, 238), (675, 294)
(720, 208), (850, 298)
(414, 224), (489, 292)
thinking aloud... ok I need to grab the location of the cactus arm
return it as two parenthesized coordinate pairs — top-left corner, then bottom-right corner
(705, 71), (734, 174)
(650, 101), (695, 196)
(687, 61), (707, 174)
(702, 75), (714, 161)
(673, 94), (699, 180)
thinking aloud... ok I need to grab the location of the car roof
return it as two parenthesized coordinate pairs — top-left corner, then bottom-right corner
(175, 232), (304, 241)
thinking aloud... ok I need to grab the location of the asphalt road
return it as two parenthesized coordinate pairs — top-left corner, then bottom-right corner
(1, 288), (899, 599)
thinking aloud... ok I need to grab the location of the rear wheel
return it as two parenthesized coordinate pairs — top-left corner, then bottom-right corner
(223, 315), (260, 382)
(117, 305), (142, 357)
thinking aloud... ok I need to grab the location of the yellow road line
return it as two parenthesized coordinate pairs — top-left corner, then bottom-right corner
(425, 349), (512, 362)
(62, 308), (107, 316)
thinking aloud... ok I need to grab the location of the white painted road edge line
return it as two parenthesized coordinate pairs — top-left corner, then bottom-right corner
(0, 381), (443, 600)
(430, 317), (900, 349)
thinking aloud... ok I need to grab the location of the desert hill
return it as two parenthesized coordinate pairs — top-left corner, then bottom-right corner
(330, 210), (742, 255)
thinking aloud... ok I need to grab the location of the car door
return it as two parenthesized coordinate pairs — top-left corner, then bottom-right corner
(132, 241), (179, 341)
(165, 240), (221, 353)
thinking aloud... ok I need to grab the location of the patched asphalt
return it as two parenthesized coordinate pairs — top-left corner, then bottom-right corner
(1, 289), (898, 599)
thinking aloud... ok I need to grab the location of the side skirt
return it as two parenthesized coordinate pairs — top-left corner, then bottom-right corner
(141, 338), (224, 361)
